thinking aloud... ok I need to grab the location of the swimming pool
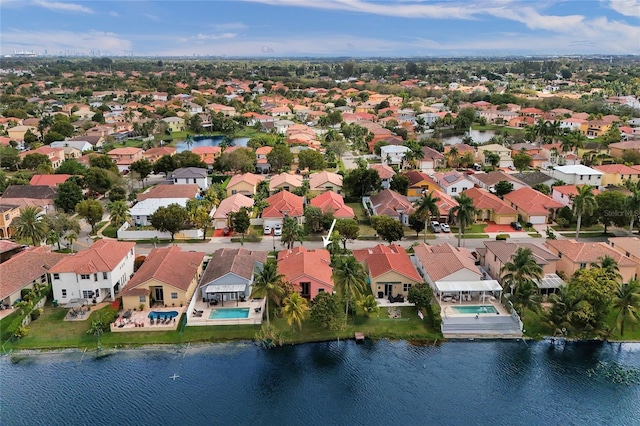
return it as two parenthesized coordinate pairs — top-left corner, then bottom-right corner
(450, 305), (498, 315)
(209, 308), (250, 320)
(147, 310), (179, 320)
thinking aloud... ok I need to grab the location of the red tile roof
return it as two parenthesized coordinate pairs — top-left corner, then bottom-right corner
(277, 247), (333, 289)
(309, 191), (354, 218)
(262, 191), (304, 218)
(464, 187), (517, 215)
(503, 187), (563, 215)
(0, 247), (68, 300)
(370, 189), (415, 217)
(551, 185), (600, 198)
(353, 244), (421, 282)
(213, 193), (254, 219)
(49, 240), (135, 274)
(137, 184), (199, 201)
(545, 239), (636, 266)
(369, 163), (396, 180)
(413, 243), (481, 281)
(593, 164), (640, 175)
(29, 174), (72, 186)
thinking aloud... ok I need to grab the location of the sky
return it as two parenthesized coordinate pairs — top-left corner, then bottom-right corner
(1, 0), (639, 57)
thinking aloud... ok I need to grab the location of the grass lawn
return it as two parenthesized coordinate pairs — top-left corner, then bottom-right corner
(450, 223), (487, 234)
(91, 221), (108, 236)
(523, 308), (554, 339)
(103, 225), (118, 238)
(347, 202), (366, 220)
(358, 224), (378, 236)
(552, 224), (604, 232)
(559, 231), (606, 237)
(462, 234), (490, 239)
(528, 233), (542, 238)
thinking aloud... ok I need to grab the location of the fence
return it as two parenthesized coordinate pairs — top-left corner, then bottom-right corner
(501, 294), (524, 332)
(117, 222), (203, 240)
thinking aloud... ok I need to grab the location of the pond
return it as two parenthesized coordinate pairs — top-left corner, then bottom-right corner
(175, 136), (250, 152)
(441, 129), (497, 145)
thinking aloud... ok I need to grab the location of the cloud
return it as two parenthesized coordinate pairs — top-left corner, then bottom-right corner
(32, 0), (94, 13)
(212, 22), (247, 31)
(143, 13), (160, 21)
(109, 10), (119, 17)
(0, 30), (131, 55)
(195, 33), (238, 41)
(606, 0), (640, 17)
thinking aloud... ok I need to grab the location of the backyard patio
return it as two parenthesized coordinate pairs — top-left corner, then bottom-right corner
(110, 307), (184, 332)
(187, 298), (264, 326)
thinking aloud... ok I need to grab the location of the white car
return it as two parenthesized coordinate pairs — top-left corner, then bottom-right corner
(273, 224), (282, 236)
(441, 223), (450, 233)
(263, 224), (272, 235)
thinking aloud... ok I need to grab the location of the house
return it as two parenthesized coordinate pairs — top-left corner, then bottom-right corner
(7, 125), (37, 141)
(169, 167), (209, 190)
(143, 147), (177, 163)
(369, 164), (395, 189)
(28, 174), (72, 187)
(469, 171), (527, 193)
(419, 146), (445, 172)
(380, 145), (411, 166)
(353, 244), (422, 300)
(403, 170), (440, 198)
(503, 187), (563, 224)
(120, 246), (205, 311)
(593, 164), (640, 186)
(433, 170), (474, 196)
(413, 243), (482, 287)
(50, 140), (94, 155)
(309, 171), (343, 194)
(368, 189), (415, 225)
(0, 185), (57, 213)
(277, 247), (334, 299)
(255, 146), (272, 174)
(510, 171), (556, 188)
(421, 189), (459, 223)
(68, 135), (104, 149)
(479, 144), (513, 168)
(609, 237), (640, 280)
(551, 165), (603, 188)
(197, 248), (268, 305)
(213, 194), (254, 230)
(269, 173), (304, 192)
(551, 185), (601, 208)
(545, 239), (636, 283)
(262, 191), (304, 228)
(130, 198), (190, 226)
(162, 117), (185, 132)
(226, 173), (265, 197)
(49, 240), (136, 305)
(309, 191), (354, 218)
(0, 246), (67, 308)
(137, 184), (199, 201)
(463, 187), (518, 225)
(0, 240), (24, 263)
(191, 146), (220, 167)
(581, 120), (612, 138)
(107, 147), (144, 172)
(609, 141), (640, 159)
(20, 146), (65, 169)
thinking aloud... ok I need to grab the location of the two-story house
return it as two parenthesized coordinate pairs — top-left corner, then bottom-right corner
(369, 164), (395, 189)
(107, 147), (144, 173)
(169, 167), (209, 190)
(503, 187), (563, 224)
(262, 191), (304, 228)
(162, 117), (185, 132)
(226, 173), (265, 197)
(19, 146), (65, 169)
(0, 204), (21, 239)
(433, 170), (474, 196)
(551, 165), (603, 189)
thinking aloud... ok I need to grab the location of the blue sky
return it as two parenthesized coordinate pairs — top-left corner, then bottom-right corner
(1, 0), (639, 57)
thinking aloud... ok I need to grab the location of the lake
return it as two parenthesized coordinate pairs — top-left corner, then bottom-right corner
(441, 129), (497, 145)
(1, 340), (639, 426)
(176, 136), (250, 153)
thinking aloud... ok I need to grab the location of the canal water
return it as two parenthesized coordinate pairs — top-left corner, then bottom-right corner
(175, 136), (249, 153)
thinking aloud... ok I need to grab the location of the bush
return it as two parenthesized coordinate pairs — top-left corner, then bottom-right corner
(30, 308), (43, 321)
(13, 325), (30, 339)
(496, 234), (509, 240)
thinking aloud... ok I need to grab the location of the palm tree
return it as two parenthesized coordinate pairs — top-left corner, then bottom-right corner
(108, 201), (131, 228)
(572, 185), (597, 239)
(333, 256), (368, 324)
(500, 247), (543, 295)
(450, 193), (476, 247)
(65, 232), (77, 252)
(613, 280), (640, 336)
(13, 206), (48, 246)
(185, 134), (194, 150)
(251, 260), (285, 326)
(510, 279), (541, 321)
(281, 292), (309, 331)
(414, 191), (440, 242)
(560, 136), (574, 154)
(281, 216), (302, 250)
(446, 146), (459, 168)
(546, 286), (578, 336)
(45, 230), (61, 250)
(591, 255), (622, 282)
(627, 187), (640, 235)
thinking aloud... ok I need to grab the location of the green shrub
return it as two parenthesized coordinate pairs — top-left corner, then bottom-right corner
(496, 234), (509, 240)
(30, 308), (43, 321)
(13, 325), (29, 339)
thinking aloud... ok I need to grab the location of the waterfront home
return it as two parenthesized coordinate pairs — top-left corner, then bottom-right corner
(309, 191), (354, 218)
(213, 193), (254, 230)
(551, 165), (603, 188)
(137, 184), (199, 201)
(544, 239), (636, 283)
(197, 248), (267, 304)
(368, 189), (415, 225)
(309, 171), (343, 194)
(503, 187), (563, 224)
(161, 116), (185, 132)
(269, 173), (304, 192)
(608, 237), (640, 280)
(49, 240), (136, 305)
(107, 147), (144, 173)
(120, 246), (205, 310)
(463, 187), (518, 225)
(432, 170), (474, 196)
(169, 167), (209, 190)
(0, 246), (67, 308)
(226, 173), (265, 197)
(143, 147), (177, 164)
(369, 163), (395, 189)
(413, 243), (481, 286)
(277, 247), (334, 299)
(353, 244), (421, 301)
(262, 191), (304, 228)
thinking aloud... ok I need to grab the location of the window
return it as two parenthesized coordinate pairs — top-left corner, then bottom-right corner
(558, 252), (562, 258)
(171, 292), (178, 299)
(579, 263), (587, 269)
(82, 290), (94, 299)
(4, 214), (8, 220)
(53, 273), (60, 280)
(193, 178), (196, 184)
(301, 282), (310, 297)
(451, 187), (457, 193)
(94, 274), (98, 282)
(403, 283), (412, 292)
(80, 274), (90, 280)
(139, 295), (146, 303)
(494, 255), (497, 262)
(61, 289), (67, 298)
(318, 288), (325, 293)
(232, 190), (237, 195)
(103, 272), (108, 280)
(580, 175), (584, 181)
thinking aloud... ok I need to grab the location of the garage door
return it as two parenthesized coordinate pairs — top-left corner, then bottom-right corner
(529, 215), (546, 224)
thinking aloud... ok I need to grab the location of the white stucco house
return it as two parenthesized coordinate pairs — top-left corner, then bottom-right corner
(169, 167), (209, 190)
(130, 198), (190, 226)
(380, 145), (411, 166)
(551, 165), (603, 189)
(49, 240), (136, 305)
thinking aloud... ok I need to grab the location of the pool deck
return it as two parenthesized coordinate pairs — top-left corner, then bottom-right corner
(187, 298), (264, 326)
(439, 299), (509, 319)
(110, 307), (183, 332)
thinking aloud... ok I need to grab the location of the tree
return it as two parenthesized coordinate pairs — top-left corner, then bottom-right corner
(371, 215), (404, 244)
(572, 185), (597, 239)
(66, 232), (77, 251)
(310, 292), (345, 330)
(510, 279), (541, 321)
(44, 131), (65, 145)
(153, 154), (178, 175)
(408, 212), (426, 238)
(129, 158), (153, 186)
(297, 149), (326, 171)
(281, 292), (310, 331)
(613, 280), (640, 337)
(89, 155), (119, 173)
(513, 152), (532, 172)
(333, 256), (368, 325)
(55, 181), (83, 213)
(251, 259), (286, 326)
(191, 206), (213, 241)
(215, 149), (257, 174)
(108, 186), (127, 202)
(626, 187), (640, 235)
(532, 183), (551, 195)
(108, 200), (130, 228)
(0, 146), (20, 170)
(174, 151), (207, 169)
(389, 174), (409, 195)
(304, 205), (324, 233)
(21, 153), (50, 170)
(408, 282), (435, 310)
(56, 159), (87, 175)
(281, 216), (303, 249)
(414, 191), (440, 242)
(266, 144), (293, 172)
(84, 167), (114, 195)
(12, 206), (48, 246)
(149, 203), (188, 241)
(326, 138), (349, 162)
(594, 191), (626, 234)
(342, 166), (381, 197)
(450, 193), (476, 247)
(335, 218), (359, 249)
(500, 247), (543, 297)
(358, 294), (380, 317)
(230, 207), (251, 241)
(569, 268), (618, 333)
(75, 199), (104, 233)
(42, 213), (80, 246)
(494, 180), (514, 197)
(591, 255), (622, 283)
(46, 230), (61, 249)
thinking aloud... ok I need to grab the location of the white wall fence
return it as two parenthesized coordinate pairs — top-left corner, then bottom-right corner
(117, 222), (203, 240)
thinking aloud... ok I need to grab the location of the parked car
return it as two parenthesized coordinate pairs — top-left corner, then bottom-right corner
(430, 221), (441, 233)
(223, 227), (232, 236)
(510, 221), (522, 230)
(273, 224), (282, 236)
(263, 224), (272, 235)
(441, 223), (450, 233)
